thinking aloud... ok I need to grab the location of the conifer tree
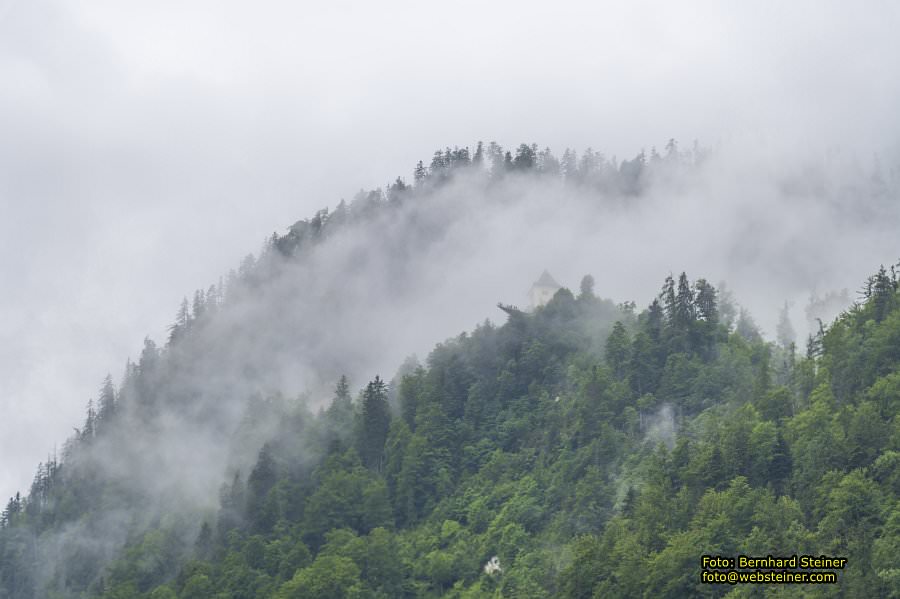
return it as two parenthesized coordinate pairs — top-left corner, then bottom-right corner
(195, 522), (213, 559)
(81, 399), (96, 442)
(776, 301), (796, 348)
(217, 471), (245, 534)
(192, 289), (205, 320)
(605, 322), (630, 380)
(168, 298), (192, 343)
(247, 444), (278, 532)
(97, 374), (116, 424)
(487, 141), (505, 178)
(579, 147), (598, 180)
(430, 150), (446, 174)
(205, 284), (219, 313)
(359, 376), (391, 472)
(579, 275), (595, 301)
(673, 272), (695, 328)
(333, 375), (351, 408)
(561, 148), (578, 183)
(630, 328), (664, 397)
(450, 146), (470, 168)
(1, 493), (21, 526)
(136, 337), (160, 408)
(717, 282), (738, 330)
(513, 143), (536, 170)
(646, 298), (664, 340)
(664, 138), (678, 161)
(473, 141), (484, 167)
(870, 265), (897, 322)
(736, 307), (762, 342)
(660, 275), (676, 324)
(691, 278), (719, 355)
(694, 279), (718, 323)
(538, 147), (560, 176)
(413, 160), (427, 185)
(324, 375), (354, 451)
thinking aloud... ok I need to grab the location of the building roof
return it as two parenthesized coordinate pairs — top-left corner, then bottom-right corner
(532, 270), (561, 289)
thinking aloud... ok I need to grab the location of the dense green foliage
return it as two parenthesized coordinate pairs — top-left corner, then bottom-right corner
(1, 143), (898, 598)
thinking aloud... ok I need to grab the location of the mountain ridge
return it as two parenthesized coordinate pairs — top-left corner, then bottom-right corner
(1, 141), (898, 598)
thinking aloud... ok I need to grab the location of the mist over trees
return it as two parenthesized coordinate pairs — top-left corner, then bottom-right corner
(1, 141), (899, 598)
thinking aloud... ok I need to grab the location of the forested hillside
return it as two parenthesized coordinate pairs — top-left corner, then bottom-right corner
(1, 143), (898, 598)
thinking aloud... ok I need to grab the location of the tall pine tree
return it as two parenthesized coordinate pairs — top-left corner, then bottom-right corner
(359, 376), (391, 472)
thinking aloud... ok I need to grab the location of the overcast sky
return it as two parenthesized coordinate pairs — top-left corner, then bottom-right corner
(1, 0), (899, 501)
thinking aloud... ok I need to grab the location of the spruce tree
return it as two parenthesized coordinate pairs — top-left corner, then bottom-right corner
(324, 375), (354, 452)
(665, 138), (678, 161)
(430, 150), (446, 174)
(776, 301), (796, 348)
(247, 444), (278, 533)
(871, 265), (896, 322)
(168, 298), (192, 343)
(539, 147), (560, 176)
(660, 275), (676, 324)
(192, 289), (205, 320)
(694, 279), (718, 323)
(629, 330), (660, 396)
(579, 275), (596, 301)
(513, 143), (536, 170)
(359, 376), (390, 472)
(473, 141), (484, 167)
(136, 337), (159, 408)
(646, 298), (664, 340)
(561, 148), (578, 183)
(605, 322), (630, 380)
(413, 160), (427, 184)
(673, 272), (695, 329)
(81, 399), (96, 442)
(579, 147), (598, 181)
(97, 374), (116, 424)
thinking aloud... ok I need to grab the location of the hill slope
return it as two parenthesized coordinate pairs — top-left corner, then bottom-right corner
(1, 143), (898, 598)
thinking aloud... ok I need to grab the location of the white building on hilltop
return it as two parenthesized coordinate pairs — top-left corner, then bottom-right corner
(529, 270), (561, 309)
